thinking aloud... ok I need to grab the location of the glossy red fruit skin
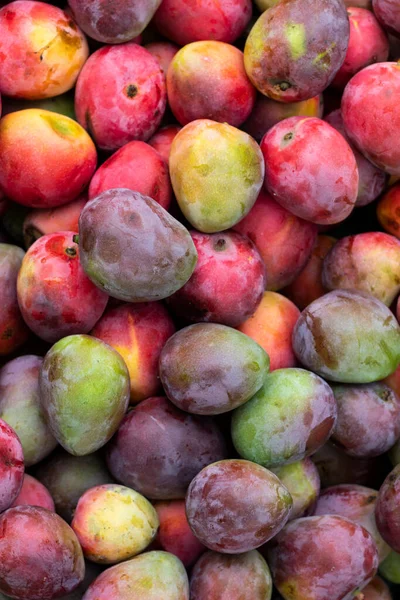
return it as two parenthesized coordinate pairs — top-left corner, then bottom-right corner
(0, 419), (24, 512)
(375, 464), (400, 552)
(11, 474), (55, 511)
(17, 232), (108, 343)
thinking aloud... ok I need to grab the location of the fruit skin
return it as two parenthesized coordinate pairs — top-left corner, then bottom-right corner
(91, 302), (175, 404)
(167, 41), (255, 127)
(11, 474), (55, 511)
(35, 449), (113, 523)
(153, 0), (252, 45)
(231, 368), (337, 468)
(0, 356), (57, 467)
(373, 0), (400, 36)
(0, 419), (24, 512)
(67, 0), (162, 43)
(152, 500), (205, 567)
(0, 1), (88, 100)
(377, 183), (400, 238)
(361, 576), (392, 600)
(342, 62), (400, 175)
(82, 551), (189, 600)
(331, 383), (400, 458)
(261, 117), (359, 226)
(106, 396), (227, 500)
(167, 231), (266, 328)
(314, 484), (390, 562)
(71, 484), (159, 564)
(146, 42), (179, 75)
(148, 125), (181, 164)
(233, 190), (317, 291)
(78, 189), (197, 302)
(272, 459), (320, 520)
(292, 290), (400, 383)
(0, 109), (97, 208)
(237, 292), (300, 371)
(0, 244), (30, 355)
(17, 232), (108, 343)
(268, 515), (379, 600)
(186, 459), (292, 553)
(244, 0), (349, 102)
(375, 464), (400, 552)
(1, 92), (76, 121)
(0, 506), (84, 600)
(379, 550), (400, 583)
(169, 119), (265, 233)
(190, 550), (273, 600)
(159, 323), (269, 416)
(88, 141), (172, 211)
(39, 334), (130, 456)
(75, 44), (166, 151)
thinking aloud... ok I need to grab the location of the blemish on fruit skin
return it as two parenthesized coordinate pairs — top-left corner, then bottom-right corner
(126, 84), (138, 98)
(284, 22), (307, 60)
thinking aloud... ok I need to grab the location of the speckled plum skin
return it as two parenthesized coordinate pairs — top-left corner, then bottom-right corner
(314, 484), (390, 562)
(376, 465), (400, 552)
(159, 323), (269, 415)
(167, 41), (255, 127)
(106, 396), (227, 500)
(261, 117), (359, 225)
(167, 231), (266, 327)
(68, 0), (162, 43)
(233, 190), (317, 291)
(0, 245), (30, 355)
(272, 459), (320, 520)
(377, 183), (400, 238)
(324, 110), (386, 208)
(91, 302), (175, 404)
(0, 356), (57, 467)
(237, 292), (300, 371)
(0, 109), (97, 208)
(0, 419), (24, 513)
(169, 120), (265, 233)
(17, 232), (108, 343)
(0, 1), (88, 100)
(148, 125), (181, 164)
(361, 577), (392, 600)
(88, 142), (172, 211)
(39, 334), (130, 456)
(0, 506), (84, 600)
(373, 0), (400, 36)
(190, 550), (273, 600)
(268, 515), (379, 600)
(79, 189), (197, 302)
(231, 368), (337, 468)
(82, 551), (189, 600)
(342, 62), (400, 175)
(292, 290), (400, 383)
(322, 232), (400, 306)
(75, 44), (166, 151)
(186, 459), (292, 553)
(244, 0), (349, 102)
(154, 0), (252, 45)
(11, 474), (54, 511)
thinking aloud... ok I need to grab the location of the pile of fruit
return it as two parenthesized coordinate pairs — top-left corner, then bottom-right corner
(1, 0), (400, 598)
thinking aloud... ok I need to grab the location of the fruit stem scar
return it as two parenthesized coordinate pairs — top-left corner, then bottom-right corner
(126, 84), (138, 98)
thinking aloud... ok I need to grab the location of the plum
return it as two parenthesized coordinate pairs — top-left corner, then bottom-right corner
(342, 62), (400, 175)
(261, 117), (358, 225)
(91, 302), (175, 404)
(268, 515), (379, 600)
(17, 232), (108, 343)
(145, 42), (179, 75)
(35, 449), (113, 522)
(169, 120), (264, 233)
(167, 41), (255, 127)
(106, 396), (227, 500)
(78, 189), (197, 302)
(167, 231), (266, 327)
(75, 44), (166, 151)
(0, 506), (84, 600)
(39, 334), (130, 456)
(231, 368), (337, 468)
(377, 183), (400, 238)
(373, 0), (400, 36)
(0, 419), (24, 512)
(375, 464), (400, 552)
(237, 292), (300, 371)
(148, 125), (181, 164)
(0, 356), (57, 466)
(159, 323), (269, 415)
(0, 109), (97, 208)
(190, 550), (273, 600)
(11, 474), (54, 511)
(0, 244), (30, 355)
(68, 0), (162, 43)
(272, 459), (320, 520)
(186, 459), (292, 553)
(361, 576), (392, 599)
(244, 0), (349, 101)
(0, 1), (88, 100)
(88, 141), (172, 211)
(292, 290), (400, 383)
(233, 190), (317, 291)
(82, 551), (189, 600)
